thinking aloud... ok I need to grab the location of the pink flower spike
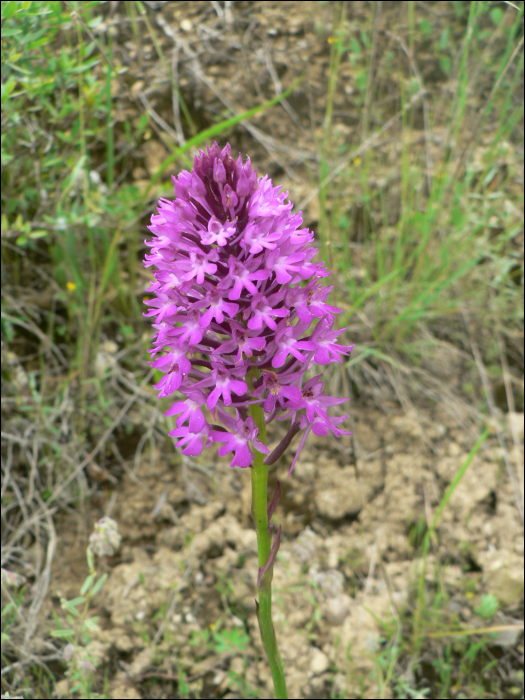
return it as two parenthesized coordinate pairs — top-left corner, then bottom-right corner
(286, 375), (348, 424)
(168, 312), (203, 346)
(242, 220), (283, 254)
(143, 142), (352, 472)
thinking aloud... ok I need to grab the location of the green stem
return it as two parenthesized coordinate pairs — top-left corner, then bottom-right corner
(248, 371), (288, 699)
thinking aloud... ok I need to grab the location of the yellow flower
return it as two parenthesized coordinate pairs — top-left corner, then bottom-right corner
(66, 282), (76, 291)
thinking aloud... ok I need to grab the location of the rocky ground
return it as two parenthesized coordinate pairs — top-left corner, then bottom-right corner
(48, 397), (524, 699)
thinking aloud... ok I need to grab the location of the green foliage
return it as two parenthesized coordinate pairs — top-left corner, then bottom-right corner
(475, 593), (499, 619)
(1, 0), (296, 401)
(49, 563), (109, 699)
(189, 623), (250, 655)
(319, 0), (524, 378)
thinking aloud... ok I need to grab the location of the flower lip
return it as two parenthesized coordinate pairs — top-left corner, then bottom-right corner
(201, 216), (236, 246)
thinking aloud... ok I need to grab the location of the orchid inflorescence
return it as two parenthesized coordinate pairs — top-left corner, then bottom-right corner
(144, 142), (353, 475)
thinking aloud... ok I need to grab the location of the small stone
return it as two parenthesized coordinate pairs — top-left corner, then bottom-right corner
(230, 657), (244, 676)
(115, 634), (134, 653)
(314, 464), (362, 520)
(323, 594), (352, 625)
(310, 648), (330, 675)
(507, 412), (524, 441)
(312, 568), (344, 598)
(54, 679), (70, 699)
(492, 614), (523, 647)
(478, 550), (524, 606)
(293, 527), (317, 562)
(448, 442), (462, 456)
(180, 19), (192, 32)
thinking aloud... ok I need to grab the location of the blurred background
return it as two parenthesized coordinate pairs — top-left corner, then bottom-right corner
(1, 1), (523, 698)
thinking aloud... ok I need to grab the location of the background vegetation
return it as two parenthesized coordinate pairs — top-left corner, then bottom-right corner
(1, 1), (523, 698)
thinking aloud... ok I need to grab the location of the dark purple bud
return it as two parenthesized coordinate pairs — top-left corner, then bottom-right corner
(222, 184), (238, 209)
(236, 172), (250, 197)
(191, 172), (207, 197)
(213, 158), (227, 184)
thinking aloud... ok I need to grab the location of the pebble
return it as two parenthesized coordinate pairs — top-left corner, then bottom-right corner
(310, 648), (330, 675)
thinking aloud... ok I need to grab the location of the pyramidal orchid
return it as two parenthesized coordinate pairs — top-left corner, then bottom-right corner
(144, 142), (353, 698)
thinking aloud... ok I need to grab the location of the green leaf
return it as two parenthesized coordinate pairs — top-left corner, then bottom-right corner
(86, 547), (94, 573)
(1, 601), (16, 618)
(420, 18), (433, 37)
(439, 29), (450, 51)
(88, 15), (104, 28)
(66, 596), (86, 607)
(213, 628), (250, 654)
(439, 55), (452, 75)
(71, 59), (101, 75)
(490, 7), (504, 26)
(83, 616), (101, 632)
(51, 628), (75, 638)
(475, 594), (499, 619)
(89, 573), (107, 599)
(2, 1), (17, 19)
(62, 597), (85, 616)
(1, 28), (23, 37)
(355, 70), (368, 92)
(80, 574), (95, 596)
(1, 78), (17, 100)
(360, 29), (371, 48)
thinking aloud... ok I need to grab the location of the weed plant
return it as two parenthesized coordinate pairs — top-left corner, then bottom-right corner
(1, 1), (523, 698)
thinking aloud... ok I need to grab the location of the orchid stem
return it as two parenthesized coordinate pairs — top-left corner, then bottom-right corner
(249, 371), (288, 699)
